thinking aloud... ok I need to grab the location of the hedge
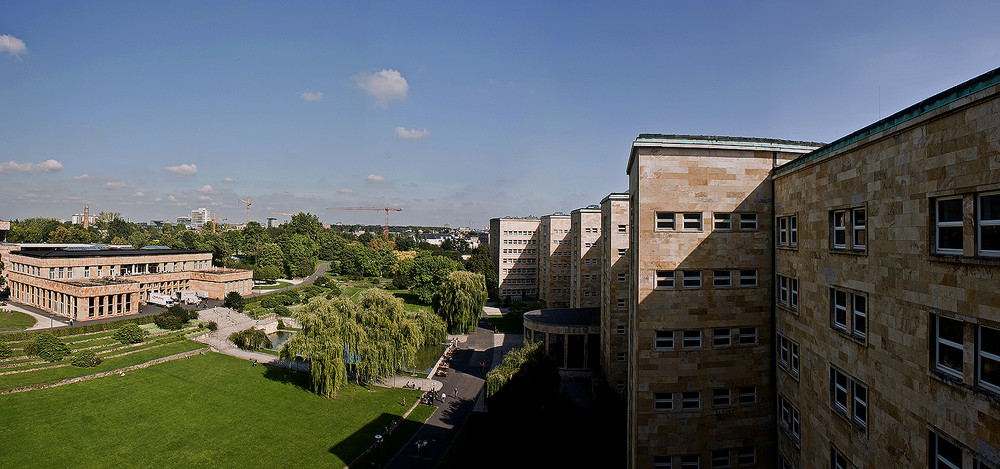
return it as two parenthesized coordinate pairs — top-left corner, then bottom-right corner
(0, 315), (157, 342)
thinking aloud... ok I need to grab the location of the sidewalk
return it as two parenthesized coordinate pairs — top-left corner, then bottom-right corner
(191, 307), (307, 372)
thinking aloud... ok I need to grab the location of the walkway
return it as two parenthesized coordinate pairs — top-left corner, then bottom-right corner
(192, 307), (307, 372)
(248, 262), (329, 297)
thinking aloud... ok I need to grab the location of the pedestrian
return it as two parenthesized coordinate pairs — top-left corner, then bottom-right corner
(454, 387), (458, 398)
(402, 397), (406, 406)
(253, 359), (257, 367)
(441, 392), (446, 403)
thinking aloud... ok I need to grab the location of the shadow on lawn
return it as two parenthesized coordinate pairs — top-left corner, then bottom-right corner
(330, 411), (419, 467)
(261, 364), (311, 392)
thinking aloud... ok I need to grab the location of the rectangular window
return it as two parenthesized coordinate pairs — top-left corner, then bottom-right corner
(852, 208), (866, 249)
(680, 456), (700, 469)
(714, 328), (732, 347)
(739, 327), (757, 345)
(739, 269), (757, 287)
(979, 192), (1000, 256)
(831, 447), (849, 469)
(790, 216), (798, 245)
(682, 330), (701, 349)
(790, 341), (800, 375)
(852, 295), (867, 339)
(737, 447), (756, 466)
(617, 325), (626, 335)
(778, 276), (789, 305)
(618, 248), (627, 257)
(978, 325), (1000, 392)
(682, 213), (702, 230)
(779, 335), (790, 368)
(833, 210), (848, 248)
(738, 386), (756, 405)
(655, 331), (674, 350)
(656, 270), (675, 288)
(654, 392), (673, 411)
(616, 352), (626, 362)
(713, 270), (731, 288)
(714, 213), (732, 231)
(790, 278), (799, 309)
(779, 395), (800, 440)
(681, 391), (700, 410)
(618, 224), (627, 233)
(936, 197), (964, 254)
(778, 216), (789, 245)
(682, 271), (702, 288)
(739, 213), (757, 231)
(653, 456), (673, 469)
(617, 298), (627, 308)
(712, 388), (731, 408)
(617, 273), (627, 282)
(656, 212), (675, 231)
(852, 381), (867, 428)
(832, 289), (848, 331)
(930, 431), (963, 469)
(935, 315), (965, 378)
(831, 368), (849, 413)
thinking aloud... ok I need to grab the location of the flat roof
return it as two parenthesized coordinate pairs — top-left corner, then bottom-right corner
(11, 248), (212, 259)
(524, 308), (601, 327)
(627, 134), (824, 174)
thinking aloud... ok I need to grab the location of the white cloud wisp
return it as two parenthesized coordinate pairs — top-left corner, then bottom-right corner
(0, 159), (63, 174)
(355, 69), (408, 107)
(395, 127), (430, 139)
(165, 163), (198, 176)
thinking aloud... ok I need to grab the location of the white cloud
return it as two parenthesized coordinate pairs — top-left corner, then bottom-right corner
(366, 174), (386, 183)
(355, 69), (408, 107)
(338, 188), (356, 194)
(394, 127), (430, 139)
(0, 159), (63, 174)
(103, 180), (133, 190)
(73, 174), (91, 181)
(168, 195), (177, 202)
(299, 90), (324, 102)
(164, 163), (198, 176)
(197, 184), (216, 194)
(0, 34), (27, 56)
(198, 195), (212, 202)
(222, 177), (234, 183)
(134, 192), (145, 198)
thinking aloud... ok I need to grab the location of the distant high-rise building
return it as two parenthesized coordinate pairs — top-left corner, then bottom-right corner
(190, 208), (209, 230)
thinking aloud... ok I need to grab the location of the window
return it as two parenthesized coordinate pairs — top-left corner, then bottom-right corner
(979, 192), (1000, 256)
(713, 328), (732, 347)
(934, 315), (964, 378)
(778, 335), (801, 377)
(738, 386), (756, 405)
(831, 368), (849, 413)
(831, 447), (849, 469)
(930, 431), (963, 469)
(778, 216), (789, 245)
(739, 270), (757, 287)
(714, 213), (732, 231)
(737, 447), (756, 467)
(935, 197), (964, 254)
(617, 352), (626, 362)
(830, 366), (868, 431)
(833, 210), (848, 249)
(682, 271), (702, 288)
(830, 288), (867, 341)
(617, 298), (627, 308)
(779, 395), (800, 440)
(739, 213), (757, 231)
(656, 270), (675, 288)
(655, 331), (674, 350)
(778, 276), (789, 305)
(739, 328), (757, 345)
(653, 456), (673, 469)
(682, 213), (702, 230)
(617, 325), (626, 335)
(712, 388), (731, 408)
(790, 278), (799, 309)
(832, 289), (848, 332)
(680, 456), (700, 469)
(682, 330), (701, 349)
(790, 216), (798, 245)
(618, 224), (627, 233)
(852, 295), (867, 339)
(617, 273), (627, 282)
(852, 208), (866, 249)
(618, 248), (627, 257)
(711, 450), (731, 468)
(713, 270), (731, 288)
(978, 325), (1000, 392)
(656, 212), (675, 231)
(654, 393), (673, 411)
(681, 391), (700, 410)
(852, 381), (868, 428)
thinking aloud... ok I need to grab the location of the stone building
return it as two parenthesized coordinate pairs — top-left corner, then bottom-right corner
(772, 67), (1000, 468)
(601, 192), (630, 396)
(626, 135), (821, 468)
(570, 206), (603, 308)
(539, 213), (572, 307)
(489, 217), (540, 301)
(3, 247), (252, 322)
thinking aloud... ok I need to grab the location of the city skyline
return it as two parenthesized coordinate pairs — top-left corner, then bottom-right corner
(3, 1), (1000, 227)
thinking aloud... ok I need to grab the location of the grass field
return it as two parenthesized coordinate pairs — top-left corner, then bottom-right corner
(254, 280), (293, 290)
(0, 351), (431, 468)
(0, 309), (37, 331)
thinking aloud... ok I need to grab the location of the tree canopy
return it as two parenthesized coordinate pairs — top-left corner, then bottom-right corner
(433, 271), (487, 333)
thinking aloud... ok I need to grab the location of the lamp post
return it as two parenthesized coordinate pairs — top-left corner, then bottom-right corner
(373, 434), (384, 468)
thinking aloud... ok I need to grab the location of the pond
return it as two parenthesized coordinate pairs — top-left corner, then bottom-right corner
(402, 344), (448, 374)
(265, 331), (295, 351)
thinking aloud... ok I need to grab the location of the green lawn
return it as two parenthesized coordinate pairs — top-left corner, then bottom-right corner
(254, 280), (293, 290)
(0, 310), (36, 331)
(0, 351), (430, 468)
(489, 312), (525, 334)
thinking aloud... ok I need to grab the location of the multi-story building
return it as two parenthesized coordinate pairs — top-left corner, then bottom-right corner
(626, 135), (821, 468)
(489, 217), (540, 301)
(3, 247), (252, 322)
(772, 67), (1000, 468)
(539, 213), (572, 307)
(570, 206), (603, 309)
(190, 208), (209, 230)
(601, 192), (630, 396)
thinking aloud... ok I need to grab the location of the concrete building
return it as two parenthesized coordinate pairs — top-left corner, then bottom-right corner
(626, 135), (821, 468)
(489, 217), (541, 301)
(570, 206), (603, 309)
(3, 247), (252, 322)
(190, 208), (209, 230)
(539, 213), (572, 307)
(601, 192), (630, 397)
(771, 67), (1000, 468)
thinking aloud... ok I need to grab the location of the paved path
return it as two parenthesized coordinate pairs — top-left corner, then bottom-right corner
(248, 262), (329, 297)
(192, 307), (307, 371)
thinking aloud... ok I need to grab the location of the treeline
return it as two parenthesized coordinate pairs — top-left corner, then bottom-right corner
(5, 212), (497, 297)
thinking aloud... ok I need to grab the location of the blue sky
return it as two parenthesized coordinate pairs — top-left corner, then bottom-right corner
(2, 1), (999, 229)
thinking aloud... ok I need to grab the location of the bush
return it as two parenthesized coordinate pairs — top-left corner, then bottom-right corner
(326, 284), (342, 297)
(0, 340), (12, 359)
(313, 276), (329, 287)
(113, 323), (146, 344)
(72, 349), (102, 367)
(273, 305), (291, 317)
(206, 321), (218, 331)
(260, 296), (280, 309)
(278, 290), (299, 305)
(277, 319), (286, 330)
(29, 332), (72, 362)
(228, 328), (270, 351)
(154, 312), (184, 330)
(167, 305), (197, 322)
(224, 291), (244, 311)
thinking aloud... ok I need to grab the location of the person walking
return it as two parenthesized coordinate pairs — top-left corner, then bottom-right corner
(440, 392), (446, 403)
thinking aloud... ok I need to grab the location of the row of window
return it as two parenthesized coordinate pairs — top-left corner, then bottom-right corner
(931, 314), (1000, 393)
(501, 268), (536, 274)
(653, 447), (756, 469)
(503, 278), (535, 284)
(13, 260), (210, 279)
(654, 269), (757, 289)
(654, 328), (758, 350)
(584, 258), (599, 264)
(583, 227), (600, 233)
(653, 386), (758, 412)
(655, 212), (758, 232)
(499, 288), (536, 296)
(500, 248), (536, 254)
(501, 257), (535, 264)
(502, 239), (535, 244)
(501, 230), (534, 236)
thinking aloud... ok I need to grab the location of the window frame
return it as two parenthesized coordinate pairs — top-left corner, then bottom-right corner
(682, 330), (702, 349)
(655, 270), (675, 289)
(714, 212), (732, 231)
(655, 212), (676, 231)
(831, 368), (849, 413)
(739, 213), (758, 231)
(778, 216), (789, 245)
(979, 192), (1000, 257)
(713, 270), (732, 288)
(738, 386), (756, 405)
(680, 391), (701, 410)
(738, 327), (757, 346)
(655, 330), (675, 350)
(832, 209), (848, 249)
(739, 269), (757, 287)
(713, 328), (732, 348)
(935, 196), (965, 255)
(682, 270), (702, 289)
(654, 392), (673, 411)
(977, 325), (1000, 393)
(852, 208), (866, 250)
(934, 315), (965, 379)
(930, 430), (963, 469)
(712, 388), (731, 408)
(682, 212), (703, 231)
(790, 215), (798, 246)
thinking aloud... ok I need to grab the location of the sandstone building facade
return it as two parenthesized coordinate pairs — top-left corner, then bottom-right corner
(489, 217), (540, 301)
(570, 206), (603, 309)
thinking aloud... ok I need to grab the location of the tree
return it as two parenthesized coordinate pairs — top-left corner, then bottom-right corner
(465, 246), (498, 297)
(393, 252), (461, 303)
(229, 328), (270, 350)
(394, 236), (417, 251)
(106, 218), (134, 242)
(224, 291), (244, 311)
(95, 211), (121, 229)
(129, 231), (150, 249)
(433, 271), (487, 333)
(113, 323), (146, 344)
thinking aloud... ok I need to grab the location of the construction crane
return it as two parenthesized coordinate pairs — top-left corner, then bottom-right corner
(327, 207), (403, 240)
(209, 213), (227, 234)
(238, 197), (251, 225)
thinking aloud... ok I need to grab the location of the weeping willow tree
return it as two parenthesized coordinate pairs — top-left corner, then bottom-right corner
(433, 271), (487, 333)
(281, 288), (447, 397)
(486, 341), (543, 399)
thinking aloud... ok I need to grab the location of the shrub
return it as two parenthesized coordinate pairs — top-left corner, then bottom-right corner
(206, 321), (218, 331)
(313, 276), (329, 287)
(326, 284), (342, 297)
(278, 290), (299, 305)
(260, 296), (280, 309)
(224, 291), (244, 311)
(0, 340), (12, 359)
(154, 312), (184, 330)
(72, 349), (102, 367)
(167, 305), (197, 322)
(228, 328), (270, 351)
(113, 323), (146, 344)
(277, 318), (286, 330)
(273, 305), (291, 317)
(29, 333), (72, 362)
